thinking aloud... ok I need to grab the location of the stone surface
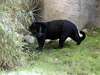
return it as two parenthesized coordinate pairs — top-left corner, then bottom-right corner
(24, 35), (35, 44)
(42, 0), (97, 29)
(96, 0), (100, 27)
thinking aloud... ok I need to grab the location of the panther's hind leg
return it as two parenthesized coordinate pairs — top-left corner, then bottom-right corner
(59, 33), (68, 48)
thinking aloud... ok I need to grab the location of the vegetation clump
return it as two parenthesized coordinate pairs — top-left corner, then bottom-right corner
(0, 0), (41, 70)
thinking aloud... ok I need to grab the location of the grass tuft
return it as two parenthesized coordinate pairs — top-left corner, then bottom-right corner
(0, 0), (41, 70)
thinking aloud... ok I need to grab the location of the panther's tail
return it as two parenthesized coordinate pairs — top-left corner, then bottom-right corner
(80, 31), (86, 42)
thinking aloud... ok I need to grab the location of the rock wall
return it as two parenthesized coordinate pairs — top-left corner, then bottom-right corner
(42, 0), (96, 29)
(96, 0), (100, 27)
(80, 0), (96, 26)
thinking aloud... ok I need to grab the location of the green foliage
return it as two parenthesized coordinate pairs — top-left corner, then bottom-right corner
(33, 28), (100, 75)
(10, 28), (99, 75)
(0, 26), (21, 70)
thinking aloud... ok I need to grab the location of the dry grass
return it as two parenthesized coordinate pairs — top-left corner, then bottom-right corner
(0, 0), (41, 70)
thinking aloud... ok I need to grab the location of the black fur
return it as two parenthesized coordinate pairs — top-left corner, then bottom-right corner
(29, 20), (86, 51)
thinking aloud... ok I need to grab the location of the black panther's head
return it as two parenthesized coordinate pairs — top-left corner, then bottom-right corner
(28, 22), (38, 35)
(28, 22), (46, 36)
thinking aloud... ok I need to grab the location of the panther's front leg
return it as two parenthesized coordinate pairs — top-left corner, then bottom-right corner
(36, 33), (46, 51)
